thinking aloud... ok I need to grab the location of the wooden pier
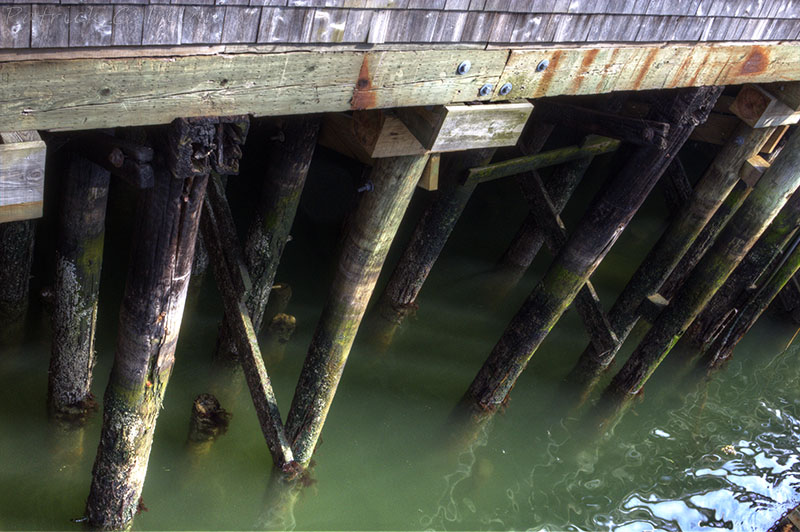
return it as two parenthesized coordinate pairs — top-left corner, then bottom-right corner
(2, 0), (800, 528)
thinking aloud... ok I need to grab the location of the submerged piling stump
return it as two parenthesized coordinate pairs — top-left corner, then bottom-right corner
(48, 153), (110, 422)
(285, 153), (429, 466)
(569, 122), (773, 383)
(85, 118), (215, 530)
(605, 129), (800, 399)
(464, 86), (722, 411)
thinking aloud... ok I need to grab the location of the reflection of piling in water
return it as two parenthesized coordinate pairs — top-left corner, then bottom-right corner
(257, 469), (305, 531)
(48, 153), (110, 424)
(604, 128), (800, 401)
(464, 87), (721, 412)
(0, 220), (35, 344)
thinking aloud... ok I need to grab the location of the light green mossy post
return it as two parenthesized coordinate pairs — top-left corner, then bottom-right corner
(605, 129), (800, 399)
(0, 219), (35, 342)
(704, 233), (800, 366)
(687, 188), (800, 348)
(568, 123), (773, 384)
(85, 118), (216, 530)
(215, 117), (319, 364)
(48, 153), (111, 423)
(285, 153), (429, 467)
(464, 86), (722, 412)
(376, 148), (495, 328)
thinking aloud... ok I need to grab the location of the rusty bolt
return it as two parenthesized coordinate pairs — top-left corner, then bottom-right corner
(536, 59), (550, 72)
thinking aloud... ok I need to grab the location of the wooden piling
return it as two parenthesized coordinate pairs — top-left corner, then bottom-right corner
(688, 187), (800, 349)
(48, 153), (111, 422)
(285, 153), (429, 467)
(569, 123), (773, 382)
(464, 86), (722, 411)
(376, 148), (495, 326)
(605, 129), (800, 399)
(85, 118), (215, 530)
(215, 117), (319, 363)
(705, 233), (800, 366)
(0, 219), (35, 339)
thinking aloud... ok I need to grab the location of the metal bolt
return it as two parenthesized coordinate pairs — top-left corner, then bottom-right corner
(357, 181), (374, 193)
(479, 84), (493, 97)
(734, 136), (745, 146)
(457, 60), (471, 75)
(498, 82), (513, 96)
(536, 59), (550, 72)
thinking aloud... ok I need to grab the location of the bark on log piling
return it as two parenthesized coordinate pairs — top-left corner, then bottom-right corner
(48, 153), (110, 422)
(464, 86), (722, 412)
(285, 153), (429, 467)
(605, 129), (800, 400)
(85, 118), (215, 530)
(0, 219), (35, 340)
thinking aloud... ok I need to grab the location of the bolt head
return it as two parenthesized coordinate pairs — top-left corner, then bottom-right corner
(479, 84), (493, 97)
(457, 60), (471, 75)
(499, 82), (513, 96)
(536, 59), (550, 72)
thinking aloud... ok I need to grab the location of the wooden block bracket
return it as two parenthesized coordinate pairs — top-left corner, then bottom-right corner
(0, 130), (46, 224)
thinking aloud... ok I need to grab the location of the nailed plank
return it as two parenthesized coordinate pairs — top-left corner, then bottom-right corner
(396, 102), (533, 152)
(0, 130), (46, 223)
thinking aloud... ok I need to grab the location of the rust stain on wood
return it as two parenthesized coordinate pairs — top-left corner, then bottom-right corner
(686, 49), (712, 88)
(738, 46), (769, 76)
(350, 54), (375, 111)
(532, 50), (561, 98)
(632, 48), (659, 91)
(571, 48), (599, 93)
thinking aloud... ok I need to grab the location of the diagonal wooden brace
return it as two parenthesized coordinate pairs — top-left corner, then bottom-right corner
(520, 170), (618, 355)
(201, 172), (295, 470)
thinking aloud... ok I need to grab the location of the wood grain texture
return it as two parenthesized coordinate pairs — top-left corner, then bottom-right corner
(0, 5), (30, 47)
(31, 5), (69, 47)
(143, 5), (183, 44)
(0, 131), (46, 221)
(112, 5), (144, 44)
(181, 6), (224, 43)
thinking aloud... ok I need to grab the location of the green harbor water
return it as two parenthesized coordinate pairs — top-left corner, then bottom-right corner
(1, 143), (800, 531)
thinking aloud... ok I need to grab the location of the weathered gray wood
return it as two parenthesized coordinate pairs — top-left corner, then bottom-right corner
(0, 5), (31, 47)
(0, 130), (46, 223)
(285, 153), (429, 467)
(0, 219), (34, 340)
(112, 5), (145, 45)
(143, 5), (183, 44)
(31, 5), (69, 47)
(69, 6), (113, 46)
(221, 6), (260, 42)
(181, 6), (224, 43)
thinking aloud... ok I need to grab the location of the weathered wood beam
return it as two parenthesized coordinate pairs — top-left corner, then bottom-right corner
(465, 135), (620, 185)
(285, 153), (429, 467)
(201, 172), (295, 469)
(2, 42), (800, 132)
(86, 118), (214, 530)
(0, 130), (45, 223)
(660, 158), (693, 214)
(569, 121), (774, 384)
(604, 128), (800, 399)
(729, 84), (800, 128)
(530, 101), (671, 148)
(318, 110), (425, 164)
(464, 86), (722, 412)
(396, 102), (533, 152)
(48, 153), (110, 423)
(69, 132), (154, 189)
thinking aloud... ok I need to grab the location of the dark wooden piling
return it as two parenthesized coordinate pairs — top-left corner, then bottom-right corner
(0, 219), (35, 340)
(85, 118), (215, 530)
(464, 86), (722, 411)
(215, 117), (319, 363)
(705, 233), (800, 367)
(605, 129), (800, 399)
(376, 148), (495, 326)
(569, 123), (773, 382)
(688, 187), (800, 348)
(47, 154), (110, 422)
(285, 153), (429, 466)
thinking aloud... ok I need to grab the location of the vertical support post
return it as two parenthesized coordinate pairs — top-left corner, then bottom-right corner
(285, 153), (429, 466)
(464, 86), (722, 411)
(688, 187), (800, 348)
(0, 219), (35, 340)
(376, 148), (495, 326)
(215, 117), (319, 362)
(48, 153), (111, 422)
(85, 118), (215, 530)
(569, 123), (773, 382)
(605, 129), (800, 399)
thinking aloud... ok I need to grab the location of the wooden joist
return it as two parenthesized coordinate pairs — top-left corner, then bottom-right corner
(0, 130), (46, 223)
(1, 41), (800, 132)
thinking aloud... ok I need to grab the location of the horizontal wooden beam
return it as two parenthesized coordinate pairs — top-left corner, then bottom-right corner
(465, 135), (620, 185)
(0, 130), (45, 223)
(1, 41), (799, 133)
